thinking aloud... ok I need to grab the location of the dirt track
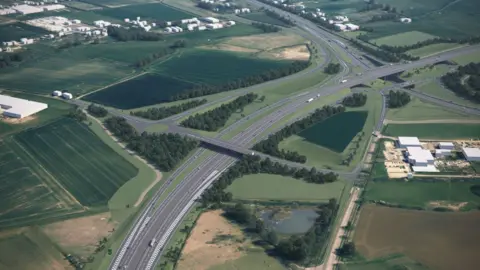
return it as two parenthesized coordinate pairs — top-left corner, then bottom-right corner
(384, 119), (480, 124)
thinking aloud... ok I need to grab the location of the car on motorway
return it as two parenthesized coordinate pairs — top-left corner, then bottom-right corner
(341, 79), (347, 83)
(149, 238), (157, 247)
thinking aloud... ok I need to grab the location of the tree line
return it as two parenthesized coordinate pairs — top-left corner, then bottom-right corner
(342, 93), (367, 107)
(222, 199), (337, 264)
(252, 105), (346, 163)
(68, 108), (87, 122)
(251, 22), (281, 33)
(349, 38), (419, 62)
(0, 51), (26, 69)
(107, 26), (163, 42)
(104, 117), (198, 171)
(169, 61), (310, 101)
(87, 103), (108, 117)
(387, 90), (411, 108)
(131, 99), (208, 120)
(264, 9), (295, 26)
(374, 36), (480, 54)
(441, 62), (480, 103)
(200, 155), (338, 206)
(134, 39), (187, 68)
(180, 93), (258, 131)
(324, 63), (341, 74)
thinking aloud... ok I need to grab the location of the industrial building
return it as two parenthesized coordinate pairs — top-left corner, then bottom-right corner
(400, 17), (412, 23)
(439, 142), (455, 150)
(406, 147), (435, 166)
(462, 147), (480, 162)
(345, 23), (359, 31)
(435, 149), (453, 158)
(203, 17), (220, 23)
(0, 94), (48, 119)
(398, 136), (421, 148)
(334, 23), (346, 31)
(13, 4), (43, 14)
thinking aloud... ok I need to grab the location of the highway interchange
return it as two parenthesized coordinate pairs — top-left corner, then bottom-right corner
(98, 2), (480, 269)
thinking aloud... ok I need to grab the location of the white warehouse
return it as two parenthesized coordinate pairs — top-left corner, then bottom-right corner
(0, 94), (48, 119)
(462, 147), (480, 162)
(398, 136), (421, 148)
(203, 17), (220, 23)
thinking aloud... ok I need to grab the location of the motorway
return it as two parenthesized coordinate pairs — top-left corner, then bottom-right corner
(105, 3), (480, 269)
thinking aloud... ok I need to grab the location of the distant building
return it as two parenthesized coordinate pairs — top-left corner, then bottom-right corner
(334, 23), (346, 31)
(203, 17), (220, 23)
(435, 149), (452, 158)
(62, 92), (73, 100)
(398, 136), (421, 148)
(0, 94), (48, 119)
(13, 4), (43, 14)
(400, 17), (412, 23)
(439, 142), (455, 150)
(407, 147), (434, 167)
(42, 4), (65, 11)
(52, 90), (62, 96)
(462, 147), (480, 161)
(345, 23), (360, 31)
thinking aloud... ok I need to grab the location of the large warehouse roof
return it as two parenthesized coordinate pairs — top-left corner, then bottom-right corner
(398, 136), (421, 146)
(407, 146), (434, 163)
(0, 94), (48, 118)
(463, 147), (480, 159)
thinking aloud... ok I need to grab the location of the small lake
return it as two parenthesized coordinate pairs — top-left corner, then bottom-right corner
(261, 209), (319, 235)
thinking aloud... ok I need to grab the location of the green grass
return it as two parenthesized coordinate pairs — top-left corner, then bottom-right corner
(0, 228), (67, 270)
(406, 43), (462, 58)
(0, 92), (74, 137)
(372, 31), (437, 46)
(239, 12), (292, 27)
(400, 64), (451, 80)
(14, 118), (138, 206)
(417, 81), (480, 108)
(209, 250), (285, 270)
(0, 22), (50, 42)
(383, 123), (480, 139)
(340, 254), (428, 270)
(64, 1), (100, 11)
(385, 97), (476, 121)
(453, 50), (480, 65)
(364, 180), (480, 210)
(96, 3), (192, 21)
(227, 174), (346, 202)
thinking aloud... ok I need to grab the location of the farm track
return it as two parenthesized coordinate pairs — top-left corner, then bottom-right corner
(384, 119), (480, 124)
(76, 71), (147, 99)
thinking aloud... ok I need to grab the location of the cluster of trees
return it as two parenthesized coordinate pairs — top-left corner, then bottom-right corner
(87, 103), (108, 117)
(169, 61), (310, 101)
(374, 35), (480, 55)
(342, 131), (364, 166)
(324, 63), (341, 74)
(336, 242), (356, 258)
(57, 39), (82, 50)
(107, 26), (163, 41)
(251, 22), (281, 33)
(200, 155), (338, 205)
(181, 93), (258, 131)
(387, 90), (411, 108)
(104, 117), (198, 171)
(132, 99), (208, 120)
(68, 109), (87, 122)
(342, 93), (367, 107)
(0, 51), (26, 69)
(253, 106), (346, 163)
(441, 62), (480, 103)
(369, 13), (399, 22)
(349, 38), (419, 62)
(134, 47), (174, 68)
(264, 9), (295, 26)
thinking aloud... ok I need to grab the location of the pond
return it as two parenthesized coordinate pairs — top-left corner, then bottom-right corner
(261, 209), (318, 235)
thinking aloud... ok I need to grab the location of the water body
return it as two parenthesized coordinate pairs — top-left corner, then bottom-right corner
(261, 209), (319, 235)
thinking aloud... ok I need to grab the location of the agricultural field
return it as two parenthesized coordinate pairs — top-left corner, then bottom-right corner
(14, 118), (138, 207)
(64, 1), (102, 11)
(0, 92), (74, 137)
(0, 228), (69, 270)
(83, 0), (158, 8)
(0, 22), (50, 42)
(239, 11), (292, 27)
(86, 49), (295, 109)
(406, 43), (462, 58)
(383, 123), (480, 139)
(364, 180), (480, 211)
(372, 31), (437, 47)
(354, 204), (480, 270)
(226, 174), (346, 202)
(340, 255), (428, 270)
(95, 3), (192, 21)
(417, 81), (480, 108)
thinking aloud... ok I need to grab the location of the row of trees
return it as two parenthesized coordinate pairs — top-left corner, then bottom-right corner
(387, 90), (411, 108)
(68, 109), (87, 122)
(264, 9), (295, 26)
(131, 99), (208, 120)
(107, 26), (163, 41)
(349, 38), (419, 62)
(180, 93), (258, 131)
(251, 22), (281, 33)
(324, 63), (341, 74)
(200, 155), (338, 205)
(342, 93), (367, 107)
(0, 51), (26, 69)
(441, 62), (480, 103)
(252, 105), (346, 163)
(134, 39), (187, 67)
(169, 61), (310, 101)
(87, 103), (108, 118)
(104, 117), (198, 171)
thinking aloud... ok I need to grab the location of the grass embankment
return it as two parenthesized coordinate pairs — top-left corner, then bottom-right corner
(383, 123), (480, 139)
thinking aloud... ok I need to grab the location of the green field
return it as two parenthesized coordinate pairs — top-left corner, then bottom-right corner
(340, 255), (428, 270)
(227, 174), (346, 202)
(417, 81), (480, 108)
(96, 3), (192, 21)
(64, 1), (101, 11)
(86, 49), (295, 108)
(383, 123), (480, 139)
(239, 12), (291, 27)
(406, 43), (462, 58)
(365, 180), (480, 210)
(209, 251), (285, 270)
(0, 92), (74, 137)
(372, 31), (437, 47)
(0, 22), (50, 42)
(0, 228), (67, 270)
(14, 118), (138, 206)
(385, 97), (476, 121)
(83, 0), (155, 7)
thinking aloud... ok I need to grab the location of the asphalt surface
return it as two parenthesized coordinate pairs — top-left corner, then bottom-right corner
(106, 4), (480, 269)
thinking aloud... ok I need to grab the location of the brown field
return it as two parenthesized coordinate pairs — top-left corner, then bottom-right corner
(176, 210), (248, 270)
(41, 212), (116, 257)
(260, 45), (311, 61)
(354, 204), (480, 270)
(199, 44), (259, 53)
(225, 32), (306, 51)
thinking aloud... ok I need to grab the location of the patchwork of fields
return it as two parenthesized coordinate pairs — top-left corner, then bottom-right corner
(0, 23), (50, 42)
(383, 123), (480, 139)
(95, 3), (192, 21)
(354, 204), (480, 270)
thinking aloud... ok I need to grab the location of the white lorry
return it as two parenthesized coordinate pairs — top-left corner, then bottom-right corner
(341, 79), (347, 83)
(307, 98), (314, 103)
(149, 238), (157, 247)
